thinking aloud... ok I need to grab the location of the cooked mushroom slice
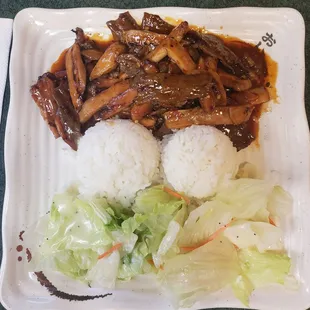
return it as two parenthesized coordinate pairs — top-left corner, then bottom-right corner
(95, 88), (138, 120)
(30, 73), (60, 138)
(169, 21), (189, 41)
(92, 76), (123, 89)
(66, 43), (86, 110)
(146, 21), (190, 63)
(164, 105), (255, 129)
(200, 92), (216, 113)
(163, 39), (196, 74)
(86, 76), (123, 98)
(107, 11), (140, 42)
(131, 102), (153, 121)
(81, 49), (103, 61)
(141, 12), (174, 34)
(54, 81), (81, 151)
(90, 42), (126, 81)
(123, 30), (166, 45)
(79, 80), (130, 123)
(146, 45), (168, 63)
(218, 69), (252, 91)
(230, 87), (270, 105)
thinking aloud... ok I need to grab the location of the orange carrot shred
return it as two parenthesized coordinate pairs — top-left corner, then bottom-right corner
(163, 187), (190, 204)
(180, 221), (233, 253)
(180, 246), (197, 252)
(233, 244), (239, 250)
(269, 217), (277, 226)
(147, 258), (155, 266)
(147, 258), (164, 270)
(98, 243), (122, 260)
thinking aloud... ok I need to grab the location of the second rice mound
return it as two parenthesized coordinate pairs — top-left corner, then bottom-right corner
(161, 126), (238, 198)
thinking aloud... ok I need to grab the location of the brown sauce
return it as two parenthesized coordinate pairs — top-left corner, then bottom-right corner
(16, 245), (23, 252)
(50, 49), (68, 73)
(265, 53), (278, 102)
(19, 230), (25, 241)
(50, 40), (113, 74)
(219, 38), (277, 150)
(49, 23), (278, 151)
(26, 248), (32, 262)
(35, 271), (112, 301)
(90, 33), (114, 51)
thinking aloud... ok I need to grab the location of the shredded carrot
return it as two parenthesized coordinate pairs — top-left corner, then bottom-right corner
(180, 246), (197, 252)
(147, 258), (164, 270)
(233, 244), (239, 250)
(163, 187), (190, 204)
(269, 217), (277, 226)
(180, 221), (233, 252)
(98, 243), (122, 260)
(147, 258), (155, 266)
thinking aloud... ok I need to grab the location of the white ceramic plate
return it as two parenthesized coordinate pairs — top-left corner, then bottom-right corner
(0, 6), (309, 310)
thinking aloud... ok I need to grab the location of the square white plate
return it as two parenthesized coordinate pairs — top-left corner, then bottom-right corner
(1, 6), (309, 310)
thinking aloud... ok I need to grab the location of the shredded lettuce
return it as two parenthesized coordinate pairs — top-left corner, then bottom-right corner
(215, 178), (274, 219)
(152, 205), (187, 268)
(30, 179), (293, 307)
(268, 185), (293, 226)
(224, 220), (284, 252)
(35, 185), (185, 287)
(232, 273), (254, 307)
(238, 248), (291, 287)
(159, 237), (241, 308)
(179, 200), (233, 247)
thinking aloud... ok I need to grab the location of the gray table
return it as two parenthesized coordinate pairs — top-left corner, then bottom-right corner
(0, 1), (308, 309)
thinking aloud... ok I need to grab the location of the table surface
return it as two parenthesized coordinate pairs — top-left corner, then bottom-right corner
(0, 1), (309, 310)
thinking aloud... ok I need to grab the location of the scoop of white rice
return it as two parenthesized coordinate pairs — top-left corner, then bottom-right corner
(76, 120), (160, 206)
(161, 126), (238, 198)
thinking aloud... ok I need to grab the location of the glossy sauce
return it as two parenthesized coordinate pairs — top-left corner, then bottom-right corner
(217, 38), (278, 150)
(50, 38), (113, 74)
(50, 48), (68, 73)
(49, 24), (278, 151)
(89, 33), (114, 51)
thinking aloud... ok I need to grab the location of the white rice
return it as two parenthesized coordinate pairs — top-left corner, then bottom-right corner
(161, 126), (238, 199)
(76, 120), (160, 206)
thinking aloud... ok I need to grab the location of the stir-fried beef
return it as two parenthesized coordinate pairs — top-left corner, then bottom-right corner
(31, 11), (274, 150)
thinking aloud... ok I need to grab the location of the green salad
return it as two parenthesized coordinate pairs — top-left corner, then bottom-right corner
(30, 179), (293, 307)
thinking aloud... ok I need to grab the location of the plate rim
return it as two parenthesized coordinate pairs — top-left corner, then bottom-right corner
(1, 6), (308, 310)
